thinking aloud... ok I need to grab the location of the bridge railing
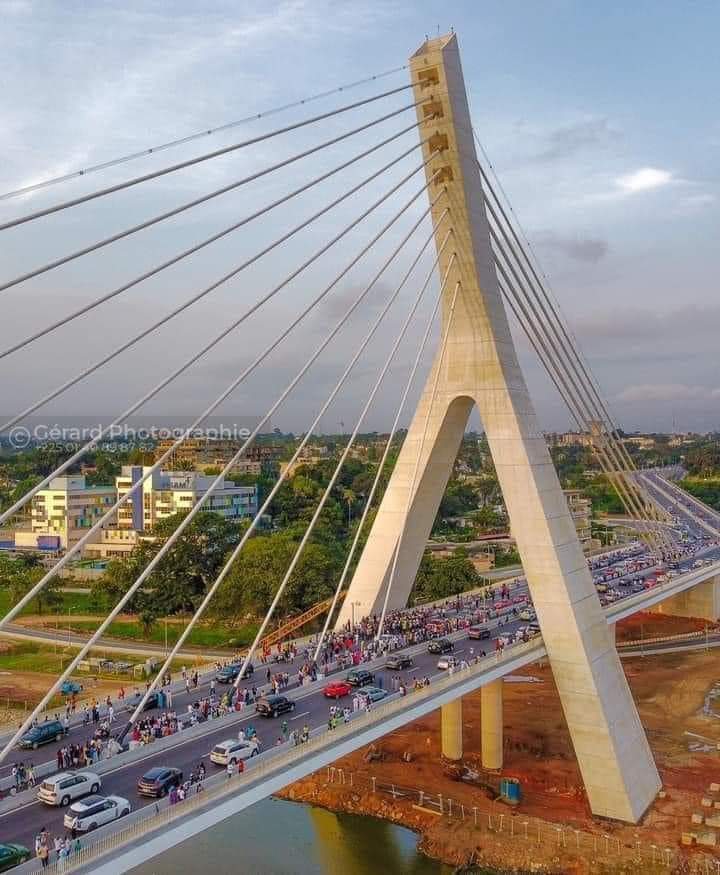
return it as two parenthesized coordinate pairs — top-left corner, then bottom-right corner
(21, 637), (545, 875)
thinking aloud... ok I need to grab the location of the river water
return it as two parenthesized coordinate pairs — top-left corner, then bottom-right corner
(130, 797), (462, 875)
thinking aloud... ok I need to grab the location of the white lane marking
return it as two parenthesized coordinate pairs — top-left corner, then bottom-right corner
(290, 712), (310, 721)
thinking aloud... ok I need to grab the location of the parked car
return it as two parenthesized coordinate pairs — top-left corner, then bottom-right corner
(0, 844), (30, 871)
(346, 669), (375, 687)
(18, 720), (67, 750)
(361, 686), (388, 703)
(255, 695), (296, 718)
(385, 654), (414, 670)
(60, 680), (83, 696)
(210, 739), (260, 766)
(427, 638), (454, 654)
(323, 681), (352, 699)
(137, 767), (183, 798)
(38, 771), (101, 807)
(63, 795), (131, 833)
(216, 661), (254, 684)
(467, 626), (491, 640)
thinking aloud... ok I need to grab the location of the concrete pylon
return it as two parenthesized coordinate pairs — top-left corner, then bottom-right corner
(481, 680), (503, 770)
(337, 32), (661, 822)
(441, 699), (463, 760)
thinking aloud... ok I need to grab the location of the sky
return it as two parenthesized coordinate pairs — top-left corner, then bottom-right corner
(1, 0), (718, 437)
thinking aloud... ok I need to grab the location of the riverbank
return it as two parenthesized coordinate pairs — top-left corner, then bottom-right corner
(278, 644), (720, 873)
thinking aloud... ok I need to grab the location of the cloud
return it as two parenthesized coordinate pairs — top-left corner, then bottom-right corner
(533, 230), (608, 263)
(615, 167), (673, 194)
(531, 117), (618, 163)
(616, 384), (720, 403)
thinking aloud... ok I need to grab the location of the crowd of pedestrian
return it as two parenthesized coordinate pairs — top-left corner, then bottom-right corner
(34, 827), (81, 869)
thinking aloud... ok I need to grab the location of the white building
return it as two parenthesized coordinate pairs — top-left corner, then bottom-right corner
(114, 467), (257, 532)
(27, 475), (116, 551)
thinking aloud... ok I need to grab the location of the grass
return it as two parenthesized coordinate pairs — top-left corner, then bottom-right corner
(0, 589), (94, 619)
(0, 640), (192, 677)
(63, 619), (258, 650)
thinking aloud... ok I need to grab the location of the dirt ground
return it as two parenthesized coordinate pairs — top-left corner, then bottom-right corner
(280, 638), (720, 872)
(615, 610), (711, 643)
(0, 670), (125, 729)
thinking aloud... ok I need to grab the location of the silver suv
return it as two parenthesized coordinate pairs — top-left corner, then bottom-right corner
(37, 771), (101, 807)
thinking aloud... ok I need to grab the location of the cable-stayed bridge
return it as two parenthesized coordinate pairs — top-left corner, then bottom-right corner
(1, 31), (718, 873)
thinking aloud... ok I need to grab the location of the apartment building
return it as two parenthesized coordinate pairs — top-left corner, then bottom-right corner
(115, 467), (257, 532)
(26, 475), (116, 551)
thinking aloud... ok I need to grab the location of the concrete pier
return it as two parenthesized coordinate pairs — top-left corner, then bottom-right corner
(481, 680), (503, 770)
(441, 698), (463, 760)
(653, 575), (720, 622)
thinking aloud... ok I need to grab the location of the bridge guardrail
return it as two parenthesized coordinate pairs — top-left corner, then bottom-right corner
(17, 637), (545, 875)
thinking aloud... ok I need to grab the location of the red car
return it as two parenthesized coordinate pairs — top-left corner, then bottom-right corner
(323, 681), (351, 699)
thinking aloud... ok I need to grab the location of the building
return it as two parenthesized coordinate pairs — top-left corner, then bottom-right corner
(623, 435), (655, 450)
(280, 445), (332, 478)
(563, 489), (594, 549)
(114, 467), (258, 532)
(27, 475), (116, 551)
(154, 438), (281, 471)
(547, 421), (604, 449)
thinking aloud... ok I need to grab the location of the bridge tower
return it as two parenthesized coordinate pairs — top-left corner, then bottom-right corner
(336, 33), (661, 822)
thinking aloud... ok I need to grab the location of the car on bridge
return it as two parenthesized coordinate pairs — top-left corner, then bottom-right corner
(323, 680), (352, 699)
(137, 766), (183, 798)
(18, 719), (68, 750)
(427, 638), (454, 654)
(0, 843), (30, 871)
(38, 771), (101, 807)
(467, 625), (491, 640)
(385, 653), (414, 670)
(362, 686), (388, 703)
(216, 662), (254, 683)
(63, 794), (131, 833)
(256, 694), (296, 718)
(437, 655), (458, 670)
(346, 669), (375, 687)
(210, 738), (260, 766)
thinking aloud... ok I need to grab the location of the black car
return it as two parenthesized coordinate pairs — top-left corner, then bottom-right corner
(129, 691), (161, 712)
(256, 695), (295, 718)
(137, 767), (183, 798)
(385, 654), (413, 670)
(216, 662), (254, 684)
(345, 669), (375, 687)
(18, 720), (67, 750)
(427, 638), (454, 655)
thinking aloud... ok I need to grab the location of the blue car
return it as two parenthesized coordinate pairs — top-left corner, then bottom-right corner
(61, 680), (83, 696)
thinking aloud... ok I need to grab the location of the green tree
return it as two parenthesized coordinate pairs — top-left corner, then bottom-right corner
(94, 511), (244, 618)
(0, 554), (62, 614)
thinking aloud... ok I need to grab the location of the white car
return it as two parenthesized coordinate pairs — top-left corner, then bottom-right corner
(37, 771), (101, 807)
(63, 794), (131, 833)
(210, 738), (260, 766)
(518, 609), (535, 622)
(437, 656), (458, 670)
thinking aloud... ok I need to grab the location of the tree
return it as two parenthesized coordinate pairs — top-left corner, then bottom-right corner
(410, 549), (481, 602)
(95, 511), (244, 618)
(211, 533), (339, 622)
(0, 554), (62, 614)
